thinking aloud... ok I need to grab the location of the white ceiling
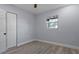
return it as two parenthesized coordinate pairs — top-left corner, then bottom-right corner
(13, 4), (69, 14)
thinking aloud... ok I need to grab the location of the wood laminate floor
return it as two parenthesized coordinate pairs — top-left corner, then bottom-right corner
(4, 41), (79, 54)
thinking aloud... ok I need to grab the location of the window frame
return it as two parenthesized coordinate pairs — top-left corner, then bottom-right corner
(46, 18), (58, 29)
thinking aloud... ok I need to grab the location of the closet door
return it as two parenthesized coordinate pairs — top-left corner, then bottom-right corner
(7, 12), (16, 48)
(0, 9), (6, 53)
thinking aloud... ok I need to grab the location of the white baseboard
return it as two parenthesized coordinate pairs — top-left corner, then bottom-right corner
(17, 39), (79, 49)
(37, 39), (79, 49)
(17, 40), (34, 47)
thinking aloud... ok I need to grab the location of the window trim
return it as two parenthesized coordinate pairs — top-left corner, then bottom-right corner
(46, 18), (58, 29)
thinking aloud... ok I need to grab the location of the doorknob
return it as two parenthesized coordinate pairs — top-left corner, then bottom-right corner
(4, 33), (6, 35)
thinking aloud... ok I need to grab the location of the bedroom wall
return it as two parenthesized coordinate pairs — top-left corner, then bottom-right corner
(0, 4), (79, 48)
(0, 4), (35, 45)
(36, 5), (79, 47)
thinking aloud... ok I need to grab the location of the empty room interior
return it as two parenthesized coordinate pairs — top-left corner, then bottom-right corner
(0, 4), (79, 54)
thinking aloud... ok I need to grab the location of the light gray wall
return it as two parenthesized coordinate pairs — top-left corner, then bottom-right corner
(36, 5), (79, 47)
(0, 4), (35, 45)
(0, 4), (79, 47)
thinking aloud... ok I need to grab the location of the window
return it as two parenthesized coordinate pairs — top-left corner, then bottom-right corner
(46, 16), (58, 29)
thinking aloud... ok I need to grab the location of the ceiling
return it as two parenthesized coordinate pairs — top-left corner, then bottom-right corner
(13, 4), (69, 14)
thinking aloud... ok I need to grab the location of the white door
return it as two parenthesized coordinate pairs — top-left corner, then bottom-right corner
(7, 12), (16, 48)
(0, 9), (6, 53)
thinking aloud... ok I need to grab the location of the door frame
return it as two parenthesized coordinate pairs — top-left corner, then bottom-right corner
(6, 11), (18, 49)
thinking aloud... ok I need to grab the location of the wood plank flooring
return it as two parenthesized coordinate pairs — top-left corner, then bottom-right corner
(4, 41), (79, 54)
